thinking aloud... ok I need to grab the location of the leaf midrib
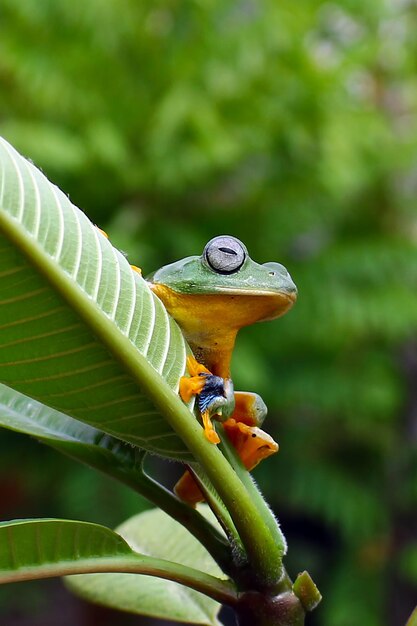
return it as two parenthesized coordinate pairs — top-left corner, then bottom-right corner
(0, 209), (196, 440)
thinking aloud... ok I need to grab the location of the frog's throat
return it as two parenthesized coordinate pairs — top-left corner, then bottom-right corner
(149, 283), (295, 378)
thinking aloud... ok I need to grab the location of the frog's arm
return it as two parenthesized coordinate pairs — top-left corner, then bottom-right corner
(175, 358), (278, 505)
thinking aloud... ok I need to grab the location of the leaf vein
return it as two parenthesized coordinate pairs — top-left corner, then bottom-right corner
(0, 286), (49, 305)
(0, 306), (66, 331)
(0, 323), (82, 348)
(48, 180), (65, 261)
(2, 140), (24, 222)
(0, 342), (98, 367)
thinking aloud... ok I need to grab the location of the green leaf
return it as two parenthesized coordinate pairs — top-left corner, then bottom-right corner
(0, 519), (132, 580)
(67, 506), (229, 625)
(0, 516), (236, 625)
(0, 136), (194, 460)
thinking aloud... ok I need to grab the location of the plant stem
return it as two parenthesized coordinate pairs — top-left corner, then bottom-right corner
(189, 463), (246, 558)
(218, 428), (287, 558)
(112, 456), (234, 575)
(235, 590), (305, 626)
(0, 555), (239, 607)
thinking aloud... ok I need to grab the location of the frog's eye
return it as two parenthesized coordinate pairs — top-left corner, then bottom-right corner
(203, 236), (247, 275)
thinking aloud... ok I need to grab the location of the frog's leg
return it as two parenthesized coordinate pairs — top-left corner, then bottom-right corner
(221, 391), (277, 469)
(174, 420), (278, 506)
(179, 356), (210, 402)
(176, 359), (276, 504)
(174, 469), (204, 507)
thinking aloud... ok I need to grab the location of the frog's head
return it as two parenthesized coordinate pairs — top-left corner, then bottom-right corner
(148, 236), (297, 375)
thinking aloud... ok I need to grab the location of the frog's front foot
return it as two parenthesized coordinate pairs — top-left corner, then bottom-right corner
(179, 356), (234, 445)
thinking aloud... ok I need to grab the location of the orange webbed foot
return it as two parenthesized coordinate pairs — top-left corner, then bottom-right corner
(223, 418), (278, 471)
(179, 356), (211, 402)
(179, 375), (207, 403)
(179, 356), (221, 445)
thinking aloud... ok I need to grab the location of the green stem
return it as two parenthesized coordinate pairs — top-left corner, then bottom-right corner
(218, 427), (287, 557)
(235, 590), (305, 626)
(114, 455), (234, 576)
(0, 555), (238, 606)
(189, 463), (245, 558)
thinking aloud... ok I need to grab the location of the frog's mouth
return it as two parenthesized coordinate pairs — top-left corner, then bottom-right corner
(150, 284), (296, 331)
(252, 290), (297, 321)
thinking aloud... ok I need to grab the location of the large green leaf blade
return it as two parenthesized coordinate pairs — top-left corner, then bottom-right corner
(0, 136), (194, 460)
(67, 506), (225, 625)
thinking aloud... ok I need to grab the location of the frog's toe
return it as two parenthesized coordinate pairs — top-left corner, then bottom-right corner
(202, 410), (220, 444)
(95, 226), (109, 238)
(131, 265), (142, 275)
(232, 391), (268, 427)
(179, 375), (206, 402)
(186, 355), (211, 376)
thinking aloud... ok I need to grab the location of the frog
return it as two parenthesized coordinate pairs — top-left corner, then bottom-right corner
(146, 235), (297, 504)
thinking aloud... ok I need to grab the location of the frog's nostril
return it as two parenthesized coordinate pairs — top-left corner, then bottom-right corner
(268, 271), (276, 277)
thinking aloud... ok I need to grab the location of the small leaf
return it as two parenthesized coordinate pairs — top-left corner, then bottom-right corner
(0, 519), (132, 582)
(67, 506), (225, 625)
(0, 516), (234, 623)
(292, 570), (322, 611)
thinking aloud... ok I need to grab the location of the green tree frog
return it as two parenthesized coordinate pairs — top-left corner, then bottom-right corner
(147, 235), (297, 504)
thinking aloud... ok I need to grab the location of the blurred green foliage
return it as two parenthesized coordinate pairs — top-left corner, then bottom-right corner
(1, 0), (417, 625)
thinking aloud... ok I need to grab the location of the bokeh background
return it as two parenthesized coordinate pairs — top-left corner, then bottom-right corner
(1, 1), (417, 625)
